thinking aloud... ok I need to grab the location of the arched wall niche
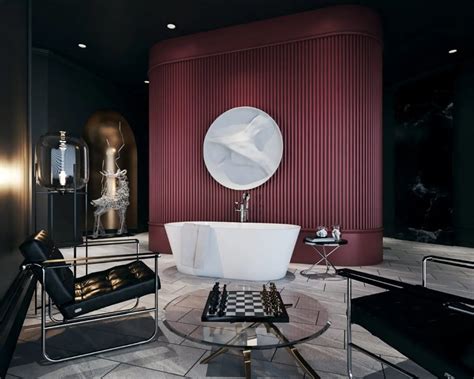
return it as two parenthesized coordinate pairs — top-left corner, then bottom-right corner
(83, 110), (137, 233)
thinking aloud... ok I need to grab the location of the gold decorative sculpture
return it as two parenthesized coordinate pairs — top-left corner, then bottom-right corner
(91, 123), (130, 238)
(83, 111), (137, 234)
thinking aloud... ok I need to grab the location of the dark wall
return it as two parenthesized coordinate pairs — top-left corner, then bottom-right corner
(32, 49), (149, 238)
(383, 90), (396, 237)
(0, 0), (31, 309)
(384, 64), (474, 247)
(454, 62), (474, 246)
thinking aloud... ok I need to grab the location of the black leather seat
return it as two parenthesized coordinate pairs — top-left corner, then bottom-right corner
(352, 289), (474, 378)
(338, 267), (474, 378)
(20, 230), (159, 319)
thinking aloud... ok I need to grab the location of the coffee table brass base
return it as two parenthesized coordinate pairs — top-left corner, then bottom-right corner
(200, 322), (320, 379)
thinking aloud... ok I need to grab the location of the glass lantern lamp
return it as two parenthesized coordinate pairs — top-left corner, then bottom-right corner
(35, 131), (89, 192)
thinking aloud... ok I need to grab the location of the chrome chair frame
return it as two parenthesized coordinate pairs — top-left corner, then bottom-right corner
(344, 255), (473, 379)
(24, 251), (160, 363)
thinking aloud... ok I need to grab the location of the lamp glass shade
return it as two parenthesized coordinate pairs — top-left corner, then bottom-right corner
(35, 131), (89, 192)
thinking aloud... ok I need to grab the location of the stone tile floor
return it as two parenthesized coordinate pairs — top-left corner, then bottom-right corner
(8, 234), (473, 378)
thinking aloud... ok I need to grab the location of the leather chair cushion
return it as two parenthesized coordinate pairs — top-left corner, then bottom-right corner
(352, 290), (474, 378)
(59, 260), (159, 319)
(19, 230), (75, 306)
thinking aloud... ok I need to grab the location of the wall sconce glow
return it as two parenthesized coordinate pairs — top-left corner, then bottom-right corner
(144, 80), (150, 84)
(78, 43), (87, 49)
(166, 23), (176, 30)
(0, 163), (22, 191)
(448, 49), (457, 54)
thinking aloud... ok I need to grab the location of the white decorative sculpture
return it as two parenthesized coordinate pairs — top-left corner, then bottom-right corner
(332, 225), (342, 241)
(91, 123), (130, 238)
(316, 226), (328, 238)
(203, 107), (283, 190)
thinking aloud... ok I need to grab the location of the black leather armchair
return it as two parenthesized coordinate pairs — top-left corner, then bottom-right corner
(20, 230), (161, 362)
(338, 256), (474, 379)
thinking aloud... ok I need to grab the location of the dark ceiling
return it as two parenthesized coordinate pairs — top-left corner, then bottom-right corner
(33, 0), (474, 88)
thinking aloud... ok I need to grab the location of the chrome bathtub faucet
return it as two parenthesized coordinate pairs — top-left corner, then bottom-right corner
(235, 192), (250, 222)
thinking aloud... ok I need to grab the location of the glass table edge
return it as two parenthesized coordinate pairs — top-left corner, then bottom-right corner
(162, 294), (332, 350)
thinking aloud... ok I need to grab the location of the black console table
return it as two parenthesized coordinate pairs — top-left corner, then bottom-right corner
(302, 237), (348, 275)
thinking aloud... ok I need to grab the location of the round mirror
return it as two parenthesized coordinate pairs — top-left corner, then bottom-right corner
(203, 107), (283, 190)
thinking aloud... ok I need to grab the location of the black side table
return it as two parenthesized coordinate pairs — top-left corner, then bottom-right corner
(301, 237), (348, 275)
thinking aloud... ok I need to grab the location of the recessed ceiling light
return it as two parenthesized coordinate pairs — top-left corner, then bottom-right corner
(166, 23), (176, 30)
(448, 49), (457, 54)
(78, 43), (87, 49)
(144, 80), (150, 84)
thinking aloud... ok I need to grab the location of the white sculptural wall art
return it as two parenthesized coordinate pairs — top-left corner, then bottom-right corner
(91, 122), (130, 238)
(203, 107), (283, 190)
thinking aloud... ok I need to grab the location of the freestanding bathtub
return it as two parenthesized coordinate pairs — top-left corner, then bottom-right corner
(164, 221), (301, 281)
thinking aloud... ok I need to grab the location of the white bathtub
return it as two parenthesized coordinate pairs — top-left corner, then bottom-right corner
(164, 221), (301, 281)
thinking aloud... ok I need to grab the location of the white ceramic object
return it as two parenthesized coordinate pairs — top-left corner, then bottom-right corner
(203, 107), (283, 190)
(165, 221), (300, 281)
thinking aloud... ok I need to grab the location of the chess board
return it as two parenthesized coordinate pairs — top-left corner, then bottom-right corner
(201, 290), (290, 323)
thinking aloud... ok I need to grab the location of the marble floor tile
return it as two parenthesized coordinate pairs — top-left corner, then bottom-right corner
(351, 331), (405, 359)
(159, 321), (197, 345)
(8, 339), (119, 379)
(305, 327), (345, 350)
(379, 356), (436, 378)
(313, 372), (346, 379)
(272, 343), (383, 377)
(187, 350), (306, 378)
(103, 363), (186, 378)
(180, 338), (214, 352)
(98, 341), (206, 376)
(21, 317), (158, 359)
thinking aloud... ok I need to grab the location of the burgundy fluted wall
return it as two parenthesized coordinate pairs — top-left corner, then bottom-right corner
(149, 5), (383, 265)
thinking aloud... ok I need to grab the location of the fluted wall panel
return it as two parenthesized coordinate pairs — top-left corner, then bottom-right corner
(149, 6), (383, 265)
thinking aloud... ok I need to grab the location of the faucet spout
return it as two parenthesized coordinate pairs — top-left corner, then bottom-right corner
(235, 192), (250, 222)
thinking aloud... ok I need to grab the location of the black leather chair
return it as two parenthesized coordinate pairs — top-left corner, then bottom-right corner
(20, 230), (161, 362)
(338, 256), (474, 379)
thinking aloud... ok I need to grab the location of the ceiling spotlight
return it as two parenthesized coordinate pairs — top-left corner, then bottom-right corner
(78, 43), (87, 49)
(448, 49), (457, 54)
(166, 23), (176, 30)
(144, 80), (150, 84)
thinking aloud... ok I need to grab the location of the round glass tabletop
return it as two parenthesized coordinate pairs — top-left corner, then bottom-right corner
(163, 286), (330, 350)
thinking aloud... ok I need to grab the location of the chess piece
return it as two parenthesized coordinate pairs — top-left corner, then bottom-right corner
(261, 285), (271, 314)
(217, 286), (227, 317)
(269, 283), (283, 316)
(209, 282), (221, 314)
(222, 284), (227, 296)
(332, 225), (342, 241)
(269, 283), (279, 315)
(316, 226), (328, 238)
(209, 294), (219, 314)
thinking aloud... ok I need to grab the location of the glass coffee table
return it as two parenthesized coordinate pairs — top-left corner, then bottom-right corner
(163, 286), (330, 379)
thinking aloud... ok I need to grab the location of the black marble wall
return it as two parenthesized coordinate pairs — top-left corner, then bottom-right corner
(392, 71), (455, 244)
(454, 63), (474, 246)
